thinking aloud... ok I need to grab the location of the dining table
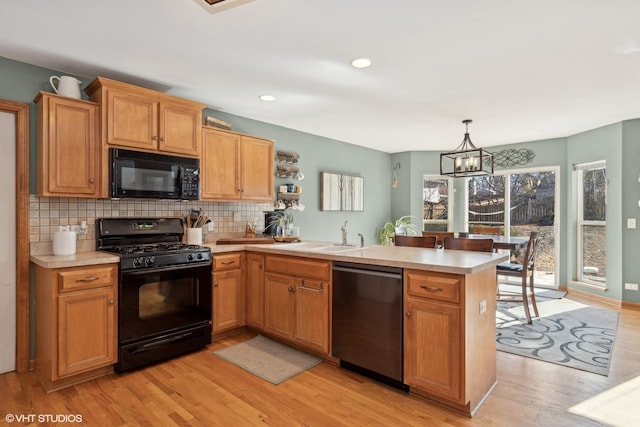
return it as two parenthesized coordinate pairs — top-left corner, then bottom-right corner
(463, 234), (528, 251)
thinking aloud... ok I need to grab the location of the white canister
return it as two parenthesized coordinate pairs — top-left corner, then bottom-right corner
(53, 226), (77, 256)
(185, 228), (203, 245)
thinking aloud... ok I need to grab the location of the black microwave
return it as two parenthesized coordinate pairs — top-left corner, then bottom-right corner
(110, 148), (200, 200)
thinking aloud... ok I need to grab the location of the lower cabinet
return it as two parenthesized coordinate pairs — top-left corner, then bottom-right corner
(403, 267), (497, 415)
(245, 252), (265, 329)
(404, 296), (461, 401)
(35, 263), (118, 391)
(264, 255), (331, 354)
(212, 253), (245, 335)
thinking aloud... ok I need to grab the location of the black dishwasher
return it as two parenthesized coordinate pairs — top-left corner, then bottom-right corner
(332, 261), (404, 388)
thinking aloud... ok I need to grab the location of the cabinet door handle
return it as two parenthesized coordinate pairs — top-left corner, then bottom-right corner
(405, 311), (411, 317)
(160, 136), (166, 142)
(298, 285), (323, 293)
(221, 261), (235, 265)
(259, 264), (263, 269)
(214, 282), (219, 287)
(420, 285), (443, 292)
(76, 276), (99, 282)
(109, 300), (114, 305)
(152, 135), (158, 141)
(89, 178), (96, 184)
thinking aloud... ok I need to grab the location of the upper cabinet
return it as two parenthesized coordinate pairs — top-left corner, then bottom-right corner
(85, 77), (205, 157)
(201, 126), (274, 201)
(35, 92), (101, 198)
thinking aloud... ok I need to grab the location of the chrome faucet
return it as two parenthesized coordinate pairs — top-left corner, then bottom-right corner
(341, 221), (348, 245)
(358, 233), (364, 247)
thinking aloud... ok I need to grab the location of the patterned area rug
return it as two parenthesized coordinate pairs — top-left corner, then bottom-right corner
(496, 298), (618, 376)
(213, 335), (322, 384)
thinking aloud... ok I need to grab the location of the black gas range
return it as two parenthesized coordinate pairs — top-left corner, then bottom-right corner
(97, 218), (212, 372)
(97, 217), (212, 269)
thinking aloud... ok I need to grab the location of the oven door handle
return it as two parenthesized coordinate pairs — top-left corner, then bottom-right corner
(130, 330), (201, 354)
(121, 262), (212, 276)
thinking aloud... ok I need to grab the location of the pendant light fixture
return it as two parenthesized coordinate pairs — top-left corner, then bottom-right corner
(440, 119), (494, 177)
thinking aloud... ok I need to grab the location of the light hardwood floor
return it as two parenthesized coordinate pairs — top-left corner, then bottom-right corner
(2, 294), (638, 426)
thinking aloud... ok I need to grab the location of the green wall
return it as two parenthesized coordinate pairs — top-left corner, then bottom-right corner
(206, 109), (392, 244)
(4, 55), (640, 304)
(567, 123), (623, 301)
(0, 57), (94, 193)
(0, 56), (391, 245)
(621, 120), (640, 303)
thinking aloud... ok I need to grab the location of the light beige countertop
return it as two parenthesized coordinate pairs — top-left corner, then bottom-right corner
(205, 241), (509, 274)
(30, 251), (120, 269)
(30, 242), (508, 274)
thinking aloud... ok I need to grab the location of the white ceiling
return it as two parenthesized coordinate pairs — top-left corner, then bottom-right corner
(2, 0), (640, 153)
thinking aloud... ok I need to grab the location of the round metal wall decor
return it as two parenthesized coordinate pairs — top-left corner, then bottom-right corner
(493, 148), (535, 168)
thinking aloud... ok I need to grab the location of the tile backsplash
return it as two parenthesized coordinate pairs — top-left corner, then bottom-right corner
(30, 195), (273, 252)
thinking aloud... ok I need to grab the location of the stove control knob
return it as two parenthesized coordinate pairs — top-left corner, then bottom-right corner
(197, 253), (203, 260)
(133, 257), (144, 267)
(145, 256), (155, 266)
(187, 254), (194, 261)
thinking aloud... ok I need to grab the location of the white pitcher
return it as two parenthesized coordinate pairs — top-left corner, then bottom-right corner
(49, 75), (82, 99)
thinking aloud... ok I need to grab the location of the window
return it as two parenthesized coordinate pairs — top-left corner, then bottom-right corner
(467, 168), (559, 287)
(575, 161), (607, 287)
(423, 176), (451, 231)
(468, 175), (505, 231)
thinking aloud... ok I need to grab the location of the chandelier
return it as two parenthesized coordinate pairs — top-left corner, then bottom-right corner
(440, 119), (494, 177)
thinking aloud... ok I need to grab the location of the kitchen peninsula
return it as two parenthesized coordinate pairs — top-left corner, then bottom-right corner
(213, 242), (507, 416)
(31, 242), (507, 417)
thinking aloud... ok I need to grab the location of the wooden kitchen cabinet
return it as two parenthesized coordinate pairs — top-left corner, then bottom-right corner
(264, 255), (330, 354)
(212, 253), (245, 335)
(403, 268), (497, 416)
(245, 252), (265, 329)
(293, 277), (329, 351)
(85, 77), (205, 156)
(264, 272), (295, 339)
(35, 92), (100, 197)
(35, 263), (118, 391)
(201, 126), (274, 201)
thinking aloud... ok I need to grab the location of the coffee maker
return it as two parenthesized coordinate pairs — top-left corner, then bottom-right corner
(264, 210), (284, 236)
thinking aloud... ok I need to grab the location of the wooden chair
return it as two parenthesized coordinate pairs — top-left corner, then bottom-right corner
(442, 237), (494, 252)
(472, 226), (501, 235)
(422, 231), (454, 247)
(496, 231), (540, 324)
(394, 235), (437, 248)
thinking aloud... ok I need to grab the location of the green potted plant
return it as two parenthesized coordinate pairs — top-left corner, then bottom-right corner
(267, 208), (297, 236)
(376, 215), (419, 245)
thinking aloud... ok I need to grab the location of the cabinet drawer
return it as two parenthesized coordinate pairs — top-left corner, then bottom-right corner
(58, 265), (116, 293)
(405, 269), (461, 303)
(213, 253), (242, 271)
(265, 255), (330, 281)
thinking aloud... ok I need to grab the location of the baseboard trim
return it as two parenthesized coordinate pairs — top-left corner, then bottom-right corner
(621, 300), (640, 311)
(567, 288), (621, 309)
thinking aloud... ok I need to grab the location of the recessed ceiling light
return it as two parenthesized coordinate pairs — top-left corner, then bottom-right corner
(259, 95), (276, 102)
(351, 58), (372, 69)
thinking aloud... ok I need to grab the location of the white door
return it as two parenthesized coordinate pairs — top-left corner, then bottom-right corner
(0, 111), (16, 373)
